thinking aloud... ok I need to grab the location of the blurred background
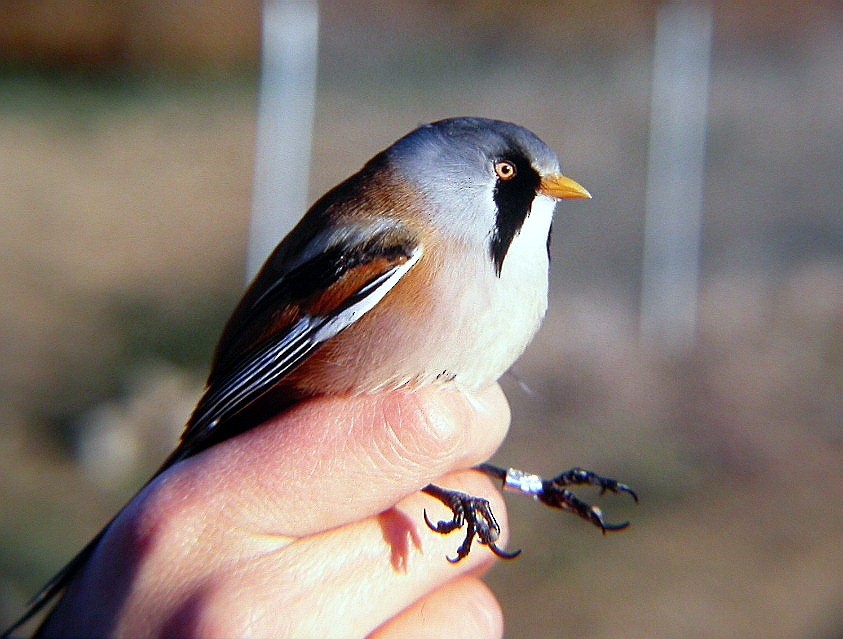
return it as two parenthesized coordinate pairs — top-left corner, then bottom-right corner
(1, 1), (841, 637)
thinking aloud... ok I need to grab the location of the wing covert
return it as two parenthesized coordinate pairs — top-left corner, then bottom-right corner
(178, 234), (421, 458)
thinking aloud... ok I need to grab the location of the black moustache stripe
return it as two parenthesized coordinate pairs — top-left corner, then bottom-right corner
(489, 158), (542, 276)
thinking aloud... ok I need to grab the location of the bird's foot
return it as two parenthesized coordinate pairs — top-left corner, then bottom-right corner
(476, 463), (638, 533)
(422, 483), (521, 563)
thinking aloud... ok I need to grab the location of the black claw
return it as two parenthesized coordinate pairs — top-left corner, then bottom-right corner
(423, 466), (637, 562)
(422, 484), (518, 563)
(619, 485), (639, 503)
(489, 543), (522, 560)
(586, 504), (631, 534)
(598, 479), (638, 504)
(564, 468), (638, 502)
(423, 508), (433, 530)
(533, 468), (638, 534)
(423, 508), (460, 534)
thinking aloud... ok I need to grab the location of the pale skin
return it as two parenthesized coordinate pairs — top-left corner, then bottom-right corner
(37, 384), (511, 639)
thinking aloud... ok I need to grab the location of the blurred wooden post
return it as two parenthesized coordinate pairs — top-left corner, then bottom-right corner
(247, 0), (319, 280)
(640, 1), (713, 352)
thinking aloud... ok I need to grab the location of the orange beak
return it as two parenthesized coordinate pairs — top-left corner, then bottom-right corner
(539, 173), (592, 200)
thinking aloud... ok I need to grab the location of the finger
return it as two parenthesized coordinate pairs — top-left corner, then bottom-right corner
(156, 471), (510, 639)
(368, 576), (503, 639)
(147, 384), (511, 539)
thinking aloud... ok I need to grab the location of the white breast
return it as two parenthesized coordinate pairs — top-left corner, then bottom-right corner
(365, 195), (554, 392)
(442, 194), (554, 389)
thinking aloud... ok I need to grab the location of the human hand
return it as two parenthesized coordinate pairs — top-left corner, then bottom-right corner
(37, 384), (511, 638)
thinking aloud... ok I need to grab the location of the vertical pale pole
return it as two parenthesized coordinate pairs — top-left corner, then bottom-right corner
(641, 1), (713, 351)
(247, 0), (319, 280)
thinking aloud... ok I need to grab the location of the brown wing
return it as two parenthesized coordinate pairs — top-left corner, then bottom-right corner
(172, 225), (422, 464)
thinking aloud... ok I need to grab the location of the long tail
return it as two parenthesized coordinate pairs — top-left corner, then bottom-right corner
(1, 526), (107, 638)
(1, 445), (192, 638)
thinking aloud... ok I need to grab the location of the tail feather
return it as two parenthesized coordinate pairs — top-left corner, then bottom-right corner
(1, 446), (190, 638)
(1, 527), (106, 638)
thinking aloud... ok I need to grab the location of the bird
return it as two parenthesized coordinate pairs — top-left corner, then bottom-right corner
(3, 117), (635, 637)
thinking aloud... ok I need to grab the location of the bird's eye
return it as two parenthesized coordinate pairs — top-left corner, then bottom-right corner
(494, 160), (517, 181)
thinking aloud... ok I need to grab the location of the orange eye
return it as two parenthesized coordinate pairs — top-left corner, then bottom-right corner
(494, 160), (517, 180)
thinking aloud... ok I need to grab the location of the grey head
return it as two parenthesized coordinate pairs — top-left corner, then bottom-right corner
(384, 117), (564, 274)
